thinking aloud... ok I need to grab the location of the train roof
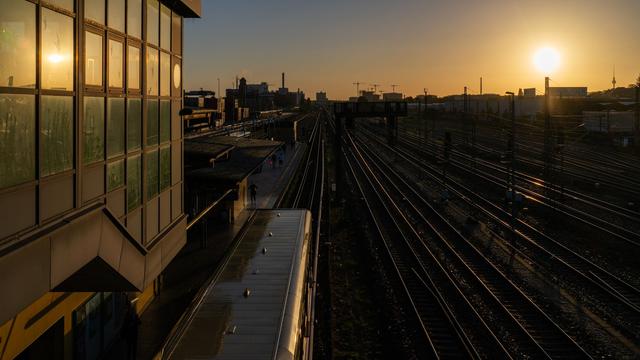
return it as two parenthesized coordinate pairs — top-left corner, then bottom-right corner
(168, 209), (311, 359)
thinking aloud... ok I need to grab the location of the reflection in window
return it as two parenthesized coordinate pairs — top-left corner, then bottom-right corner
(146, 0), (159, 45)
(172, 61), (181, 96)
(85, 31), (103, 86)
(160, 146), (170, 191)
(41, 96), (73, 177)
(0, 94), (35, 188)
(146, 150), (158, 199)
(0, 1), (36, 88)
(42, 9), (74, 90)
(108, 39), (123, 88)
(127, 46), (140, 89)
(127, 98), (141, 151)
(107, 98), (125, 157)
(107, 160), (124, 191)
(83, 97), (105, 164)
(47, 0), (74, 12)
(127, 155), (141, 211)
(108, 0), (125, 32)
(171, 12), (182, 54)
(85, 0), (105, 24)
(127, 0), (141, 39)
(160, 100), (170, 143)
(146, 48), (158, 95)
(160, 4), (171, 50)
(146, 99), (158, 146)
(160, 52), (170, 96)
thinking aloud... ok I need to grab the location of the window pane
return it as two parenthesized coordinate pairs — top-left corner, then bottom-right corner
(171, 12), (182, 54)
(146, 99), (158, 146)
(146, 47), (158, 95)
(47, 0), (74, 12)
(127, 155), (141, 211)
(0, 0), (36, 88)
(172, 59), (181, 96)
(127, 46), (140, 89)
(85, 0), (105, 24)
(85, 31), (103, 86)
(107, 160), (124, 191)
(42, 9), (73, 90)
(160, 146), (170, 191)
(83, 97), (105, 164)
(160, 100), (170, 143)
(107, 98), (125, 157)
(108, 39), (123, 88)
(0, 94), (35, 188)
(146, 150), (158, 199)
(41, 96), (73, 177)
(127, 98), (141, 151)
(160, 5), (170, 50)
(108, 0), (125, 32)
(127, 0), (141, 38)
(160, 52), (170, 96)
(146, 0), (159, 45)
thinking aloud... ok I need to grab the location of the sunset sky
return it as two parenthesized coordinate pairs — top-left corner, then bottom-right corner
(183, 0), (640, 99)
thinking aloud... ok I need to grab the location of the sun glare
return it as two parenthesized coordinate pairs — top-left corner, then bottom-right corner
(533, 47), (561, 74)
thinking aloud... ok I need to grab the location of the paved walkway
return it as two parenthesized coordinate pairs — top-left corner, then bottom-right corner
(105, 141), (305, 360)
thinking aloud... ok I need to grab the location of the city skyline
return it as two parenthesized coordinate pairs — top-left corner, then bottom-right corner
(183, 0), (640, 99)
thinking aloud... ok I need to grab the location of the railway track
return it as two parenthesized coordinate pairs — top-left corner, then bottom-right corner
(343, 128), (592, 359)
(355, 126), (640, 352)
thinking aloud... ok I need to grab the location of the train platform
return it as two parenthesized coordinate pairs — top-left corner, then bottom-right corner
(104, 140), (307, 360)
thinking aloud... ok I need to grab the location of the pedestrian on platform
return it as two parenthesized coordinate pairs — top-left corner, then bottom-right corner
(249, 184), (258, 206)
(278, 152), (284, 167)
(271, 154), (277, 168)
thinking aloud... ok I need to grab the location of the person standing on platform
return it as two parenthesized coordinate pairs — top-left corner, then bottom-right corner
(249, 183), (258, 206)
(271, 154), (277, 168)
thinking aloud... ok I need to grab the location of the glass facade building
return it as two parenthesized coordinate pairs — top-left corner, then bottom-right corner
(0, 0), (201, 358)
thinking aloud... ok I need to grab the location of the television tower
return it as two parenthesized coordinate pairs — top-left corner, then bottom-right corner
(612, 65), (617, 90)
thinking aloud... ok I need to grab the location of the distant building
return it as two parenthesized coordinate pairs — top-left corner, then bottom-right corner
(383, 92), (403, 101)
(583, 111), (635, 133)
(523, 88), (536, 98)
(316, 91), (328, 103)
(549, 87), (588, 98)
(360, 90), (380, 102)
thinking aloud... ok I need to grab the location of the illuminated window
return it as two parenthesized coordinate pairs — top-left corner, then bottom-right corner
(146, 0), (159, 45)
(0, 1), (36, 88)
(160, 52), (170, 96)
(83, 97), (105, 164)
(127, 45), (140, 89)
(127, 98), (141, 151)
(171, 12), (182, 55)
(107, 98), (125, 157)
(42, 9), (74, 90)
(107, 160), (124, 191)
(127, 155), (141, 211)
(41, 96), (73, 177)
(108, 39), (123, 88)
(146, 99), (158, 146)
(85, 31), (103, 86)
(85, 0), (105, 24)
(47, 0), (74, 12)
(160, 4), (171, 51)
(146, 48), (158, 95)
(127, 0), (141, 39)
(108, 0), (125, 32)
(146, 150), (158, 199)
(0, 94), (35, 188)
(172, 59), (181, 96)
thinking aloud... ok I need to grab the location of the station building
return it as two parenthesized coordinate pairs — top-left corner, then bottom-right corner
(0, 0), (201, 358)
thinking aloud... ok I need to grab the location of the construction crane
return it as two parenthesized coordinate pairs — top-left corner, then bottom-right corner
(371, 84), (381, 93)
(390, 84), (399, 92)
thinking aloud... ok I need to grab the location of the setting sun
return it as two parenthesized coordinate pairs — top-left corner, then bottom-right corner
(533, 47), (561, 75)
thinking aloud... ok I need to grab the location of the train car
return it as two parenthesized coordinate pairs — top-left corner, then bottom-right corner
(162, 209), (313, 360)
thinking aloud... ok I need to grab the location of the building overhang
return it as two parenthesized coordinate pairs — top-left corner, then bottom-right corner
(162, 0), (202, 18)
(0, 205), (187, 325)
